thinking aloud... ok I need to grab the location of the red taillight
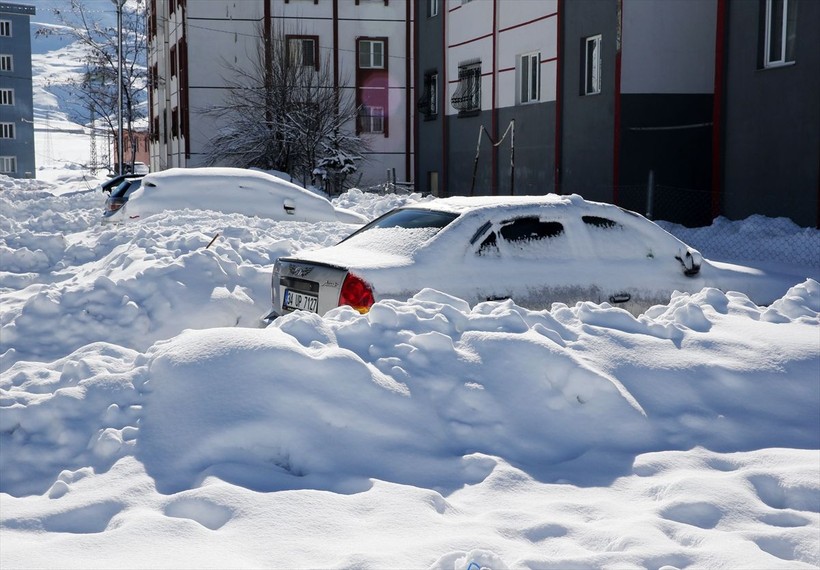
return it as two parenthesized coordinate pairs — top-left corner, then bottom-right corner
(339, 273), (374, 313)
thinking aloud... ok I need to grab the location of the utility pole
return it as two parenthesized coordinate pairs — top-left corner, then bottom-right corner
(112, 0), (126, 175)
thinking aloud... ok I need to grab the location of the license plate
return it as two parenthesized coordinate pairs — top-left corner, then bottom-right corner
(283, 289), (319, 313)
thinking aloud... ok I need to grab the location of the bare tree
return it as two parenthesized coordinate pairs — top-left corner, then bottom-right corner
(37, 0), (147, 172)
(203, 22), (366, 194)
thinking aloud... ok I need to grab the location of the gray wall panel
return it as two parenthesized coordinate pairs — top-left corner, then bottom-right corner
(559, 0), (618, 203)
(722, 0), (820, 227)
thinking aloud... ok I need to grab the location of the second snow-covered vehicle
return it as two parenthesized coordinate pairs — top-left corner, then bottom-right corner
(101, 167), (368, 225)
(263, 194), (794, 319)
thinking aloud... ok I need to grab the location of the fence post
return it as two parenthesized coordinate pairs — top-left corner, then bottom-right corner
(646, 169), (655, 219)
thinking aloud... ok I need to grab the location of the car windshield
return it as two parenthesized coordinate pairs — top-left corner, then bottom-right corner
(341, 208), (458, 242)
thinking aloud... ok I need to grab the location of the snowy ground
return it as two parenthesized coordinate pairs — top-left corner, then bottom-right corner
(2, 11), (818, 567)
(1, 172), (818, 569)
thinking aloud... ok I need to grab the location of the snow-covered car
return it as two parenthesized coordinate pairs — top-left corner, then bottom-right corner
(102, 176), (143, 221)
(131, 161), (150, 175)
(264, 194), (799, 320)
(100, 173), (143, 194)
(101, 167), (368, 225)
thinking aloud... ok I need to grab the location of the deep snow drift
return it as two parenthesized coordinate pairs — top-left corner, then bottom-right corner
(1, 175), (818, 569)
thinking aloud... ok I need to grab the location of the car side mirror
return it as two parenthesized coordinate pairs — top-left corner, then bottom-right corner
(284, 198), (296, 215)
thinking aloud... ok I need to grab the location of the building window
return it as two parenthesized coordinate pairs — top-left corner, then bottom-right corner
(359, 40), (385, 69)
(761, 0), (797, 68)
(0, 156), (16, 173)
(0, 122), (15, 139)
(583, 35), (602, 95)
(419, 71), (438, 119)
(0, 89), (13, 105)
(0, 20), (10, 37)
(0, 55), (12, 72)
(359, 106), (384, 134)
(356, 37), (389, 136)
(287, 36), (319, 69)
(519, 52), (541, 104)
(170, 45), (177, 78)
(427, 0), (439, 17)
(451, 61), (481, 116)
(428, 171), (439, 196)
(171, 107), (179, 137)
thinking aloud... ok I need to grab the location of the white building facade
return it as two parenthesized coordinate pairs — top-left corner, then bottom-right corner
(147, 0), (414, 189)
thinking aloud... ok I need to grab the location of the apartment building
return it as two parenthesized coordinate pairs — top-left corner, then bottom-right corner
(147, 0), (413, 188)
(148, 0), (818, 226)
(416, 0), (717, 224)
(0, 2), (35, 178)
(416, 0), (818, 227)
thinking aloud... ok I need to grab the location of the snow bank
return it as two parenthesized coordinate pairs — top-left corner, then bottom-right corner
(1, 174), (818, 569)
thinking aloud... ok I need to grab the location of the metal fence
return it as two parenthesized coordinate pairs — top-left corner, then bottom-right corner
(350, 177), (819, 270)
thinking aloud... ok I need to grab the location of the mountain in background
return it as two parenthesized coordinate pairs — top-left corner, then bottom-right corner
(30, 0), (144, 181)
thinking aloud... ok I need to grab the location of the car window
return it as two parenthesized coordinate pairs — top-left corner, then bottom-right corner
(478, 217), (565, 256)
(582, 215), (621, 229)
(111, 179), (133, 199)
(582, 214), (654, 259)
(340, 208), (458, 243)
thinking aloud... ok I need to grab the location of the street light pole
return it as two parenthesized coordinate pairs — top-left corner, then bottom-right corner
(112, 0), (126, 175)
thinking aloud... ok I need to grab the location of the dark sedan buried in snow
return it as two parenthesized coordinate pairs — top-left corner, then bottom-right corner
(263, 194), (799, 320)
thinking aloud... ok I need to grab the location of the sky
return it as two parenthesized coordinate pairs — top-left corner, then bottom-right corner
(1, 11), (818, 569)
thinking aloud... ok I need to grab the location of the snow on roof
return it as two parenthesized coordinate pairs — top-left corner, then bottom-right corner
(112, 167), (366, 224)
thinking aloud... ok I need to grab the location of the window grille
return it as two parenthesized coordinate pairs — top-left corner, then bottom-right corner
(451, 62), (481, 115)
(418, 72), (438, 118)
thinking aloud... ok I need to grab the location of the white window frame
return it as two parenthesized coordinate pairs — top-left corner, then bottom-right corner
(763, 0), (796, 68)
(0, 55), (12, 72)
(0, 88), (13, 105)
(0, 20), (11, 37)
(359, 105), (384, 134)
(287, 36), (317, 69)
(428, 0), (439, 17)
(0, 122), (15, 139)
(519, 52), (541, 104)
(583, 35), (602, 96)
(0, 156), (16, 173)
(358, 40), (385, 69)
